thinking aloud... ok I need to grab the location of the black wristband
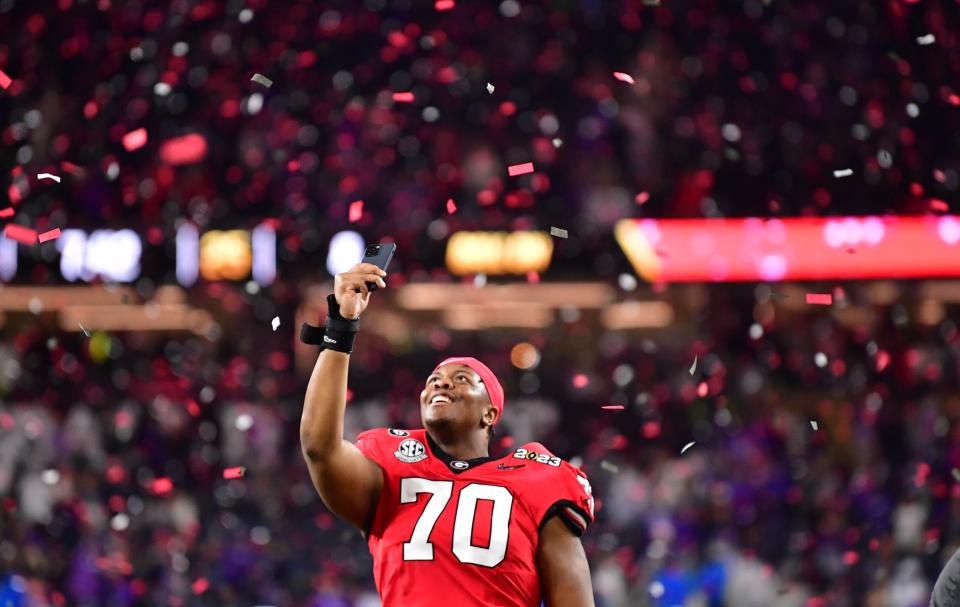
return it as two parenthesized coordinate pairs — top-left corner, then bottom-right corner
(299, 294), (359, 353)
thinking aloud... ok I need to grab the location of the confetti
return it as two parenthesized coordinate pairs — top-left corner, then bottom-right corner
(79, 323), (89, 337)
(159, 133), (208, 165)
(486, 83), (495, 94)
(271, 316), (280, 331)
(550, 226), (568, 238)
(551, 138), (563, 148)
(917, 34), (935, 45)
(122, 128), (148, 152)
(810, 420), (819, 431)
(805, 293), (833, 305)
(952, 468), (960, 483)
(392, 92), (415, 103)
(191, 578), (210, 595)
(250, 73), (273, 88)
(149, 477), (173, 496)
(38, 228), (61, 243)
(508, 162), (535, 176)
(613, 72), (635, 84)
(0, 70), (10, 90)
(600, 460), (619, 473)
(833, 168), (853, 178)
(0, 208), (13, 218)
(526, 270), (539, 283)
(680, 441), (695, 455)
(3, 224), (37, 245)
(689, 356), (697, 375)
(601, 405), (625, 410)
(930, 199), (949, 212)
(435, 0), (455, 9)
(635, 191), (650, 205)
(37, 173), (61, 183)
(696, 381), (708, 397)
(349, 200), (364, 223)
(446, 198), (457, 214)
(223, 467), (246, 479)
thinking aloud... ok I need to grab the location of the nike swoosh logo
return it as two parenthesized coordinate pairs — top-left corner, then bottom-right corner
(498, 464), (525, 470)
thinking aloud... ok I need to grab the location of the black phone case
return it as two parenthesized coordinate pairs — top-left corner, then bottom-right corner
(361, 243), (396, 292)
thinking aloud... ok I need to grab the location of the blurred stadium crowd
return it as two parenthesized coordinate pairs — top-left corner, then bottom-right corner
(2, 0), (960, 606)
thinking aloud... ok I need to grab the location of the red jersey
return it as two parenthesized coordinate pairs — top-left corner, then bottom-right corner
(355, 428), (594, 607)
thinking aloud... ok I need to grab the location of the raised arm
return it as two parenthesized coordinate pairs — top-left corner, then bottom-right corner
(536, 516), (596, 607)
(300, 263), (387, 532)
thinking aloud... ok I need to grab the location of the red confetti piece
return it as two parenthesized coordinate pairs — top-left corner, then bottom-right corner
(601, 405), (624, 410)
(526, 270), (540, 283)
(446, 198), (457, 213)
(191, 578), (210, 595)
(186, 399), (201, 417)
(613, 72), (635, 84)
(508, 162), (534, 176)
(149, 477), (173, 496)
(223, 467), (246, 479)
(696, 381), (709, 397)
(572, 373), (588, 388)
(635, 191), (650, 205)
(122, 128), (148, 152)
(349, 200), (363, 223)
(38, 228), (61, 243)
(950, 94), (960, 106)
(930, 198), (949, 212)
(0, 208), (13, 218)
(392, 92), (415, 103)
(3, 224), (37, 245)
(876, 350), (891, 372)
(805, 293), (833, 305)
(0, 70), (10, 90)
(159, 133), (207, 165)
(435, 0), (455, 9)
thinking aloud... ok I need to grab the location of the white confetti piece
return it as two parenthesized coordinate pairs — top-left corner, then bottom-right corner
(550, 226), (568, 238)
(486, 82), (495, 94)
(810, 420), (818, 431)
(551, 138), (563, 148)
(613, 71), (635, 84)
(917, 34), (935, 46)
(600, 460), (619, 473)
(271, 316), (280, 331)
(833, 168), (853, 178)
(79, 322), (90, 337)
(689, 356), (697, 376)
(37, 173), (61, 183)
(680, 441), (695, 455)
(251, 73), (273, 88)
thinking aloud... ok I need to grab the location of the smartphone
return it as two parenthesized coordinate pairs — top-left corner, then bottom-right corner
(361, 242), (396, 292)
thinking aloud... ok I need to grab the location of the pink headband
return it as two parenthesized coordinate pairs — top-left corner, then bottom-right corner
(433, 357), (504, 424)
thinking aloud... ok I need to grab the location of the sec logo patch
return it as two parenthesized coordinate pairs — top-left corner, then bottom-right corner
(395, 439), (427, 463)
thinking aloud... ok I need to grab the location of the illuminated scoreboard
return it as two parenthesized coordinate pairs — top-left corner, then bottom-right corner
(0, 222), (276, 286)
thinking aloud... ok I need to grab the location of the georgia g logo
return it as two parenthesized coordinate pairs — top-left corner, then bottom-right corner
(388, 428), (410, 437)
(394, 438), (427, 464)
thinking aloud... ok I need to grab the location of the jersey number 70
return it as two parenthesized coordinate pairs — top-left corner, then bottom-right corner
(400, 478), (513, 568)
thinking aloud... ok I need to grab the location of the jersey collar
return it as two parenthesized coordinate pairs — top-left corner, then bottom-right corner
(424, 432), (499, 474)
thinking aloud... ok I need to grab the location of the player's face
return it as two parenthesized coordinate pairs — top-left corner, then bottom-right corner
(420, 364), (495, 435)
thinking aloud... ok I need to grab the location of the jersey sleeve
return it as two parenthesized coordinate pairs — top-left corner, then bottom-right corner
(523, 444), (596, 538)
(354, 428), (391, 470)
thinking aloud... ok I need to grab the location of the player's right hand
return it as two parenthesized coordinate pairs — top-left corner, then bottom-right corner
(334, 263), (387, 319)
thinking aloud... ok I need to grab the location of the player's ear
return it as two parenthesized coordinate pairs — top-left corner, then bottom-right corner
(483, 405), (498, 429)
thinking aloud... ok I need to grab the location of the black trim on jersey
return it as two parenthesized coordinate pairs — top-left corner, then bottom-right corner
(425, 432), (500, 474)
(538, 499), (591, 538)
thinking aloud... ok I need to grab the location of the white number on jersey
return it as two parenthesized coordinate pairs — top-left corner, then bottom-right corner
(400, 478), (514, 567)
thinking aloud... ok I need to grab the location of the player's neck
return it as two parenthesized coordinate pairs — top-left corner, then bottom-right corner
(427, 430), (489, 461)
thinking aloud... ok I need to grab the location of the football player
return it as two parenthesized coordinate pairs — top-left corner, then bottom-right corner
(300, 263), (596, 607)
